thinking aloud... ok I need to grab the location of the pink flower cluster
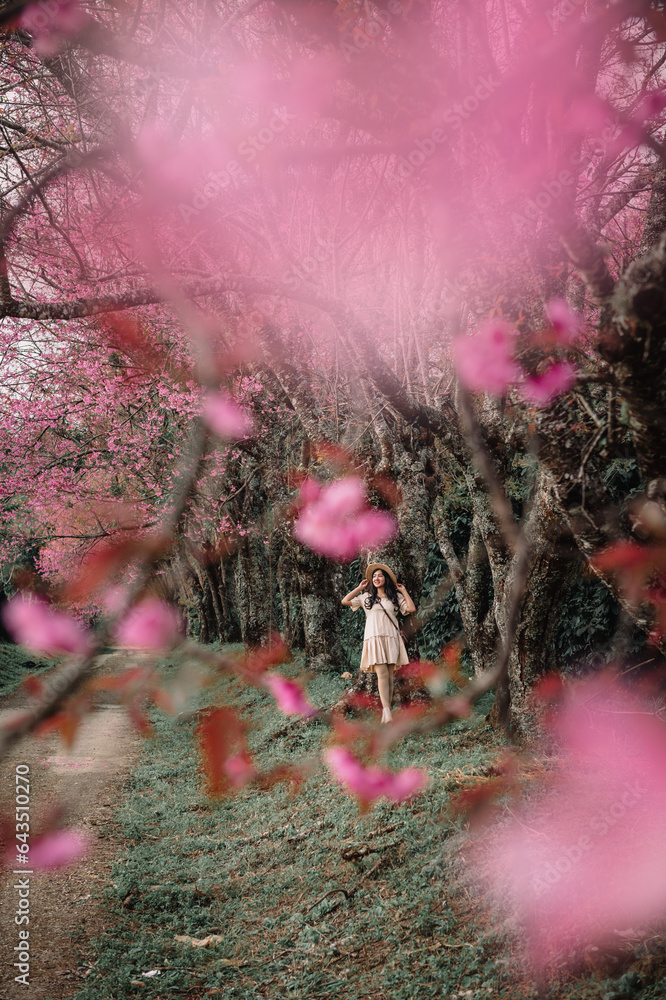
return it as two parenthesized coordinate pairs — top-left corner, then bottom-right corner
(115, 598), (181, 651)
(474, 675), (666, 971)
(453, 299), (581, 406)
(2, 595), (91, 656)
(20, 1), (87, 58)
(203, 391), (255, 441)
(325, 747), (429, 809)
(1, 592), (182, 655)
(293, 477), (397, 562)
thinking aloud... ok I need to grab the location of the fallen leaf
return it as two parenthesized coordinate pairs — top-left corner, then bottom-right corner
(174, 934), (224, 948)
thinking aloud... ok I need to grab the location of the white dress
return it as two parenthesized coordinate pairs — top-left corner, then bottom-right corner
(349, 593), (410, 673)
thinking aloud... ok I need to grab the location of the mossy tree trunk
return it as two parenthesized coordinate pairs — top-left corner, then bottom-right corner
(294, 546), (344, 671)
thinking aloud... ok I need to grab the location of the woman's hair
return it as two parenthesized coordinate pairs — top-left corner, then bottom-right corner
(364, 572), (399, 611)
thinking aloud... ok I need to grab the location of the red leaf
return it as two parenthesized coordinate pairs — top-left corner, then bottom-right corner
(370, 474), (403, 508)
(592, 541), (653, 573)
(64, 535), (168, 602)
(197, 707), (250, 797)
(127, 699), (154, 736)
(97, 314), (193, 383)
(22, 675), (44, 698)
(35, 709), (80, 748)
(242, 635), (291, 677)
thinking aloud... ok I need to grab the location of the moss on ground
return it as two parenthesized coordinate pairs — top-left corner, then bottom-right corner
(0, 642), (55, 697)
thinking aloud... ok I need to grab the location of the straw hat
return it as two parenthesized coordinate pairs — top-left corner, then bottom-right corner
(365, 563), (398, 587)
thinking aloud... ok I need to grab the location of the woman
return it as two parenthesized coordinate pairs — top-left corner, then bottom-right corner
(341, 563), (416, 723)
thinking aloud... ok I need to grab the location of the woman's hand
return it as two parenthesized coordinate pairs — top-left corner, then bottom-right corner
(396, 583), (416, 613)
(342, 580), (367, 606)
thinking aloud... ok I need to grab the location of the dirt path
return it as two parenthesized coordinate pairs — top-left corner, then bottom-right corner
(0, 653), (148, 1000)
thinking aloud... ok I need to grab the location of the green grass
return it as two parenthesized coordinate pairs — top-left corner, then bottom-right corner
(0, 642), (55, 697)
(69, 649), (666, 1000)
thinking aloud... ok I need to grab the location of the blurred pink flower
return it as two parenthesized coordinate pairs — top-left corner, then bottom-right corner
(521, 362), (576, 407)
(544, 298), (583, 345)
(116, 598), (180, 650)
(224, 753), (257, 788)
(297, 477), (322, 506)
(632, 89), (666, 124)
(293, 477), (397, 561)
(204, 392), (255, 440)
(2, 595), (91, 656)
(20, 1), (87, 57)
(474, 675), (666, 971)
(28, 829), (89, 869)
(325, 747), (429, 809)
(264, 674), (316, 717)
(453, 321), (520, 395)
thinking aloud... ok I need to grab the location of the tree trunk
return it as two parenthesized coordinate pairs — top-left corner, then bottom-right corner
(277, 543), (305, 648)
(432, 501), (499, 676)
(294, 547), (343, 671)
(488, 476), (581, 732)
(234, 535), (271, 648)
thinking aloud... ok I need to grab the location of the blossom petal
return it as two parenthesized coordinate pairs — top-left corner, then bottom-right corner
(116, 598), (180, 650)
(2, 595), (91, 656)
(544, 298), (583, 345)
(521, 361), (576, 406)
(453, 321), (520, 395)
(27, 829), (89, 870)
(324, 747), (429, 808)
(204, 392), (255, 440)
(264, 674), (316, 717)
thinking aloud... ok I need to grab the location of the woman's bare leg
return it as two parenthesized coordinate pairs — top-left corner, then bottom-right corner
(388, 664), (395, 707)
(375, 664), (391, 721)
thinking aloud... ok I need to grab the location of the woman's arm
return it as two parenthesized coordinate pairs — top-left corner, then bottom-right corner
(396, 583), (416, 614)
(341, 580), (367, 606)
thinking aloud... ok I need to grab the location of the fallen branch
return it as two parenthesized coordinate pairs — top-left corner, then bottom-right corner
(303, 887), (356, 915)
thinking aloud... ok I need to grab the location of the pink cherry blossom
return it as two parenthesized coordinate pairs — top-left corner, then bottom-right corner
(452, 321), (520, 395)
(521, 362), (576, 407)
(224, 754), (257, 788)
(473, 675), (666, 971)
(544, 298), (583, 345)
(116, 598), (180, 650)
(297, 477), (322, 506)
(324, 747), (429, 808)
(293, 476), (397, 562)
(2, 595), (91, 656)
(316, 476), (365, 518)
(203, 392), (255, 441)
(27, 829), (89, 869)
(20, 1), (87, 58)
(263, 674), (316, 717)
